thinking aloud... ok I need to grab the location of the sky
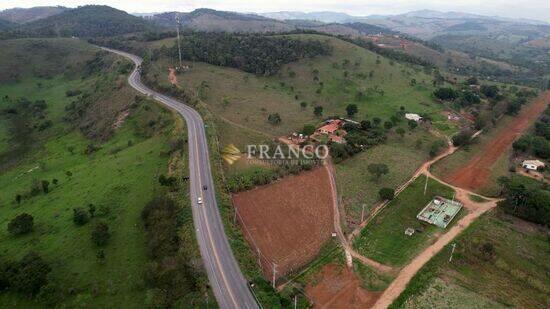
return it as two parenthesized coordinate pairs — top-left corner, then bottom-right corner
(2, 0), (550, 22)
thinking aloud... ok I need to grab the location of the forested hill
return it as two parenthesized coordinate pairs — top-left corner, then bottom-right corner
(6, 5), (155, 38)
(170, 32), (332, 75)
(0, 19), (15, 31)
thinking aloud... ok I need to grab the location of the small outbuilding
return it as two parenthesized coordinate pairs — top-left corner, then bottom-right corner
(522, 159), (545, 171)
(405, 113), (422, 122)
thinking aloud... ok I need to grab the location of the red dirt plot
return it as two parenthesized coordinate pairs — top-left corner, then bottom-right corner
(444, 91), (549, 190)
(306, 264), (381, 308)
(232, 167), (334, 279)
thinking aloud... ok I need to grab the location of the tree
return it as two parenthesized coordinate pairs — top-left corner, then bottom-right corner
(346, 104), (358, 117)
(73, 208), (89, 226)
(396, 127), (406, 138)
(15, 194), (22, 204)
(360, 120), (371, 130)
(408, 120), (418, 130)
(313, 106), (323, 117)
(383, 121), (393, 130)
(41, 180), (50, 194)
(480, 85), (499, 99)
(379, 188), (395, 200)
(372, 117), (381, 126)
(8, 213), (34, 235)
(452, 130), (473, 147)
(91, 222), (110, 246)
(409, 78), (417, 86)
(300, 101), (307, 109)
(367, 163), (389, 181)
(433, 87), (458, 101)
(302, 124), (316, 136)
(466, 76), (478, 85)
(479, 242), (496, 261)
(6, 252), (51, 295)
(96, 250), (106, 263)
(267, 113), (281, 125)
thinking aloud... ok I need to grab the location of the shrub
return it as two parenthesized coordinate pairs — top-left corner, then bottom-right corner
(452, 130), (473, 147)
(379, 188), (395, 200)
(73, 208), (89, 226)
(91, 222), (110, 246)
(8, 213), (34, 235)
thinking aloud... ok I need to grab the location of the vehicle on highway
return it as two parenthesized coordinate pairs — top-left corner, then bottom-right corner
(203, 185), (208, 190)
(197, 197), (203, 204)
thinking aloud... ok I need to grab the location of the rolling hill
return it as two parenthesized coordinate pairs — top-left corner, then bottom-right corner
(0, 6), (67, 24)
(8, 5), (155, 37)
(147, 8), (294, 32)
(0, 19), (15, 31)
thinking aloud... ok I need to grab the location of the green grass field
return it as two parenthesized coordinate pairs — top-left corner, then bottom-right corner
(353, 176), (456, 267)
(393, 212), (550, 308)
(335, 129), (442, 224)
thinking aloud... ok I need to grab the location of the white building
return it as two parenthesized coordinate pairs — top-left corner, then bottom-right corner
(522, 160), (545, 171)
(405, 113), (422, 122)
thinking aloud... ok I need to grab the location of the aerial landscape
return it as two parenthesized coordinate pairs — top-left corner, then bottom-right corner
(0, 1), (548, 308)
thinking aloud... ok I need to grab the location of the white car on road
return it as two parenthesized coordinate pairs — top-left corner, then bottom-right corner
(197, 197), (203, 204)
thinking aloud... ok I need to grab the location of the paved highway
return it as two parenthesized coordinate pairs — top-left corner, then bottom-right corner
(102, 47), (258, 309)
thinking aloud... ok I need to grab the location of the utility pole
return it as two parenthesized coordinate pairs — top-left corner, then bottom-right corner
(272, 263), (277, 289)
(424, 173), (429, 195)
(449, 243), (456, 262)
(175, 13), (183, 69)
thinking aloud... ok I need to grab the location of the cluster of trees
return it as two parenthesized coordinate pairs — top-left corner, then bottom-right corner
(0, 252), (51, 296)
(513, 107), (550, 159)
(73, 204), (111, 246)
(330, 121), (387, 162)
(14, 178), (58, 205)
(141, 197), (198, 307)
(167, 32), (332, 75)
(340, 36), (434, 68)
(498, 177), (550, 225)
(452, 129), (474, 147)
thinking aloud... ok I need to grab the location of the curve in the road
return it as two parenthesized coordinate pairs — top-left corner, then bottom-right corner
(102, 47), (258, 309)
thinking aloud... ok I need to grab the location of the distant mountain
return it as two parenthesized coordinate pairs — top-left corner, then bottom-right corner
(260, 11), (355, 23)
(10, 5), (155, 37)
(147, 8), (294, 32)
(0, 6), (67, 24)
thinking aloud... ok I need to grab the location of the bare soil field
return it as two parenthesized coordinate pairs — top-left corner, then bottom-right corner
(444, 91), (549, 190)
(232, 167), (334, 279)
(306, 264), (381, 308)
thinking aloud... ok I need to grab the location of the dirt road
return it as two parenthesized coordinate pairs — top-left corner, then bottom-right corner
(372, 184), (499, 309)
(325, 163), (394, 273)
(444, 91), (549, 190)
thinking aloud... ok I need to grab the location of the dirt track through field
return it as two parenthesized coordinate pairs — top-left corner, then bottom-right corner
(444, 91), (549, 190)
(306, 264), (382, 309)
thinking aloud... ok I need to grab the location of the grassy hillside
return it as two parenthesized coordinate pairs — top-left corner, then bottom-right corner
(392, 211), (550, 308)
(0, 6), (67, 24)
(0, 39), (208, 307)
(149, 34), (450, 139)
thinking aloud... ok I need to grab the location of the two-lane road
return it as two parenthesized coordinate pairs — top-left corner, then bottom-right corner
(102, 47), (258, 309)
